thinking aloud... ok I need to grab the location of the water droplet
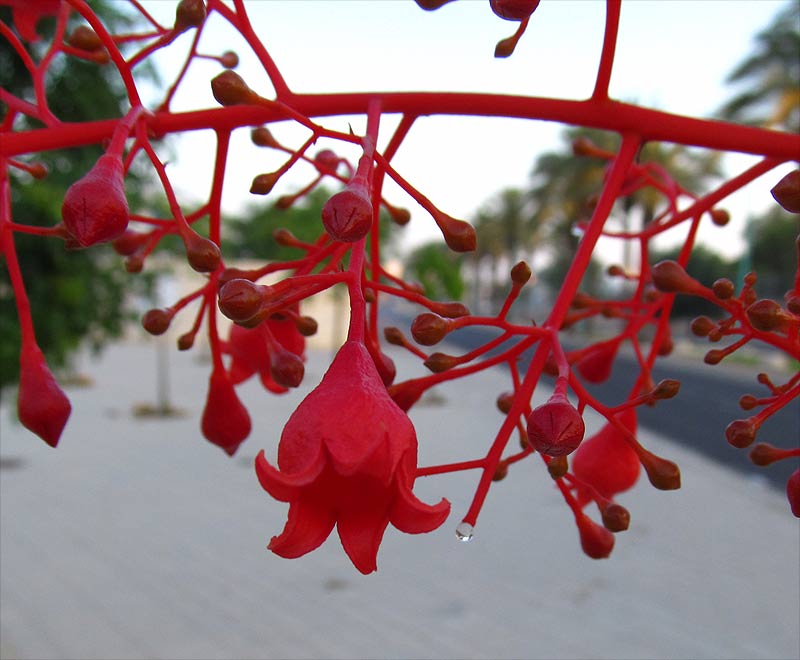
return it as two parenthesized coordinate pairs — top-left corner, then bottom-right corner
(455, 521), (474, 543)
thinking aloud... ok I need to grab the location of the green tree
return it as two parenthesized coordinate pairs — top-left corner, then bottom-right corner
(405, 240), (464, 301)
(717, 1), (800, 132)
(745, 207), (800, 298)
(0, 2), (155, 389)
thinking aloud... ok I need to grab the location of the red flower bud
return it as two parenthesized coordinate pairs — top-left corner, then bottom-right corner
(112, 229), (148, 256)
(220, 50), (239, 68)
(771, 170), (800, 213)
(383, 327), (406, 346)
(175, 0), (206, 33)
(67, 25), (103, 51)
(690, 316), (716, 337)
(725, 418), (758, 448)
(600, 503), (630, 533)
(414, 0), (456, 9)
(490, 0), (541, 21)
(510, 261), (532, 286)
(411, 313), (450, 345)
(201, 369), (251, 455)
(321, 188), (373, 242)
(211, 70), (255, 106)
(526, 393), (585, 457)
(639, 450), (681, 490)
(787, 469), (800, 517)
(183, 231), (221, 273)
(429, 301), (470, 318)
(712, 278), (735, 300)
(746, 299), (793, 333)
(294, 315), (318, 337)
(387, 205), (411, 226)
(496, 391), (515, 414)
(436, 213), (476, 253)
(61, 153), (129, 247)
(709, 208), (730, 226)
(651, 379), (680, 400)
(651, 260), (702, 294)
(424, 352), (458, 373)
(250, 172), (280, 195)
(269, 348), (304, 389)
(251, 126), (281, 148)
(313, 149), (340, 176)
(141, 308), (174, 335)
(576, 513), (614, 559)
(547, 455), (569, 479)
(218, 279), (266, 323)
(17, 345), (72, 448)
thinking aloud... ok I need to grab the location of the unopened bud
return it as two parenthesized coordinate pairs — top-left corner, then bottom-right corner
(526, 393), (585, 457)
(218, 279), (265, 322)
(383, 327), (406, 346)
(510, 261), (532, 286)
(576, 514), (615, 559)
(490, 0), (541, 20)
(437, 213), (476, 252)
(739, 394), (759, 411)
(749, 443), (785, 466)
(430, 301), (470, 318)
(492, 461), (509, 482)
(321, 188), (373, 242)
(411, 313), (450, 345)
(725, 418), (757, 448)
(211, 70), (255, 106)
(787, 295), (800, 315)
(220, 50), (239, 68)
(639, 451), (681, 490)
(770, 170), (800, 213)
(746, 299), (791, 332)
(294, 316), (318, 337)
(269, 349), (304, 388)
(183, 231), (220, 273)
(313, 149), (340, 176)
(67, 25), (103, 51)
(388, 205), (411, 225)
(424, 352), (458, 373)
(547, 455), (568, 479)
(651, 379), (680, 400)
(112, 230), (148, 256)
(704, 349), (725, 365)
(690, 316), (715, 337)
(250, 172), (279, 195)
(177, 332), (195, 351)
(600, 503), (630, 532)
(142, 308), (174, 335)
(709, 208), (730, 226)
(175, 0), (206, 32)
(496, 391), (515, 414)
(651, 260), (702, 294)
(712, 278), (735, 300)
(251, 126), (280, 148)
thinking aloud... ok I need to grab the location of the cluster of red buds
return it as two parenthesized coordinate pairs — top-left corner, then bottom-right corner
(2, 0), (798, 573)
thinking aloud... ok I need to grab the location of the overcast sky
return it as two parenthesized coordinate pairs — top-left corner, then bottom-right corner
(136, 0), (792, 257)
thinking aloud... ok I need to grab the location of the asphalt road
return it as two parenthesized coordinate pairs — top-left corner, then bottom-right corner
(417, 319), (799, 491)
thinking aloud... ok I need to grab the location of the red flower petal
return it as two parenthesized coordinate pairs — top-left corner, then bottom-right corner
(268, 496), (336, 559)
(336, 478), (393, 574)
(255, 448), (325, 502)
(390, 483), (450, 534)
(17, 344), (71, 447)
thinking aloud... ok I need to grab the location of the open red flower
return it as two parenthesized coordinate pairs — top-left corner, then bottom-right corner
(225, 313), (305, 393)
(255, 340), (450, 574)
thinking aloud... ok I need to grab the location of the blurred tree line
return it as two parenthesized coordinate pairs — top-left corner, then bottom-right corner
(409, 0), (799, 318)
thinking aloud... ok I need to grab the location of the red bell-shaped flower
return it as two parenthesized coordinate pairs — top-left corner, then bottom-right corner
(255, 340), (450, 574)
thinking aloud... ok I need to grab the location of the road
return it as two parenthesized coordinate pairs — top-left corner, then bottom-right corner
(418, 318), (799, 491)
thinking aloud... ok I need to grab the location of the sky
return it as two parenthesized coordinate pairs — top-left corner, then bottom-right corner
(135, 0), (793, 259)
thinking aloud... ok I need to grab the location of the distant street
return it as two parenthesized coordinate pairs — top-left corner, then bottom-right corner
(412, 317), (799, 491)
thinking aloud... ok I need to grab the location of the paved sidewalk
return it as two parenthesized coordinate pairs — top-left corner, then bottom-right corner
(1, 340), (798, 660)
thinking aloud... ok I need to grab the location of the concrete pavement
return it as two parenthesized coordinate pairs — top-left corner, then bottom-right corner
(1, 339), (798, 660)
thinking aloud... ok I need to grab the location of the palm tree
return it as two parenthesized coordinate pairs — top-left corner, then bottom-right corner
(717, 1), (800, 132)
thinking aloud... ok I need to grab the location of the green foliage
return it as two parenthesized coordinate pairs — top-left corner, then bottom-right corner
(405, 241), (464, 301)
(650, 245), (738, 318)
(718, 1), (800, 131)
(745, 207), (800, 298)
(0, 2), (155, 389)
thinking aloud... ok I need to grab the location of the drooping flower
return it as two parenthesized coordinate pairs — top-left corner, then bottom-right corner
(255, 340), (450, 574)
(225, 313), (305, 393)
